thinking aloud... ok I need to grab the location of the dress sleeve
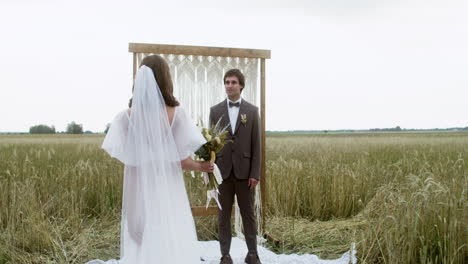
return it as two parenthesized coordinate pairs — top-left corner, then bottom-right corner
(171, 107), (206, 160)
(101, 110), (130, 163)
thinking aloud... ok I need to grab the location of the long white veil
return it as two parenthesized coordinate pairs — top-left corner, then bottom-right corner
(92, 65), (202, 263)
(103, 65), (179, 166)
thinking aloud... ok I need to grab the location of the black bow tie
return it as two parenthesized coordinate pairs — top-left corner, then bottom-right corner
(229, 101), (240, 108)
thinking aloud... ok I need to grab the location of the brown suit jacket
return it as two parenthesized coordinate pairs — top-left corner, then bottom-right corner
(209, 99), (261, 180)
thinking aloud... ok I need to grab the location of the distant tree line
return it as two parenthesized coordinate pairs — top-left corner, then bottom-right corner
(66, 122), (83, 134)
(268, 126), (468, 134)
(370, 126), (402, 132)
(29, 121), (85, 134)
(25, 123), (468, 135)
(27, 122), (113, 134)
(29, 125), (56, 134)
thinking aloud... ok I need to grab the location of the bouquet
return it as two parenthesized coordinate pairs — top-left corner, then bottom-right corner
(194, 119), (232, 209)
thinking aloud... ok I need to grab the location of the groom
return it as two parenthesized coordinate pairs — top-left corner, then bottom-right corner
(209, 69), (262, 264)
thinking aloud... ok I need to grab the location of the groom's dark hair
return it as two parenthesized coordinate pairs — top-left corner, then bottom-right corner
(129, 55), (180, 108)
(223, 69), (245, 92)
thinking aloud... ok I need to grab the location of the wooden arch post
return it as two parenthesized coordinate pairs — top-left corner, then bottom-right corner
(129, 43), (271, 231)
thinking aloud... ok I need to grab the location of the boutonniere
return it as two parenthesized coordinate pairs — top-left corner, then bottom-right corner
(240, 114), (247, 126)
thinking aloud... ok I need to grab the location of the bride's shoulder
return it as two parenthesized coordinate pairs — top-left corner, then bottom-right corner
(112, 109), (131, 121)
(174, 105), (186, 116)
(120, 108), (131, 117)
(173, 106), (193, 124)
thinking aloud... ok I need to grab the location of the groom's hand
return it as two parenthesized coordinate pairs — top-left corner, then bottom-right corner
(248, 178), (258, 190)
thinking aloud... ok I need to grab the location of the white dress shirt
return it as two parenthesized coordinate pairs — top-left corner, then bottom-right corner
(227, 97), (242, 134)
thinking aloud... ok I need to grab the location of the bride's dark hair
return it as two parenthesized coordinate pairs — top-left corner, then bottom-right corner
(128, 55), (180, 107)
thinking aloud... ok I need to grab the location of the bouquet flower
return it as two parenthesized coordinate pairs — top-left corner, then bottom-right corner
(195, 119), (232, 209)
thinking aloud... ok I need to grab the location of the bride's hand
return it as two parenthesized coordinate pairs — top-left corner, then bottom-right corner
(181, 158), (214, 172)
(199, 161), (214, 173)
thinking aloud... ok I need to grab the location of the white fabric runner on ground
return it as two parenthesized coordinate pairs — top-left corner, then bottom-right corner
(86, 237), (356, 264)
(200, 238), (356, 264)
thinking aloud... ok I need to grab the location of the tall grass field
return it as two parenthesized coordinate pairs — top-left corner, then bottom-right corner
(0, 133), (466, 263)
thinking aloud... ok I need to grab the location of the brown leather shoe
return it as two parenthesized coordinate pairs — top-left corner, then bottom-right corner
(220, 254), (233, 264)
(245, 253), (262, 264)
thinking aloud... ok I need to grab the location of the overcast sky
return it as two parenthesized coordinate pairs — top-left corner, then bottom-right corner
(1, 0), (467, 132)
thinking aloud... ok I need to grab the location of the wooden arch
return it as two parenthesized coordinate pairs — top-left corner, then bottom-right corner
(129, 43), (271, 230)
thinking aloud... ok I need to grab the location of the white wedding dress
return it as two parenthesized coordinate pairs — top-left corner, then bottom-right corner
(87, 66), (206, 264)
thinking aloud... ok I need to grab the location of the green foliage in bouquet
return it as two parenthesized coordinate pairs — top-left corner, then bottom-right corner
(194, 118), (232, 191)
(195, 118), (232, 162)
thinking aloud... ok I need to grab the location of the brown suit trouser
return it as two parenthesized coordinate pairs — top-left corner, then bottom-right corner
(218, 170), (257, 255)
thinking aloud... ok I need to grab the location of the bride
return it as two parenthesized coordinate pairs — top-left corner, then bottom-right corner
(87, 55), (213, 263)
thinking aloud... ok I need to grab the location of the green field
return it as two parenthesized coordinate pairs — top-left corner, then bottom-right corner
(0, 133), (466, 263)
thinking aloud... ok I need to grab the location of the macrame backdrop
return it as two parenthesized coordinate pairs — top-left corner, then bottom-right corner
(134, 52), (264, 242)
